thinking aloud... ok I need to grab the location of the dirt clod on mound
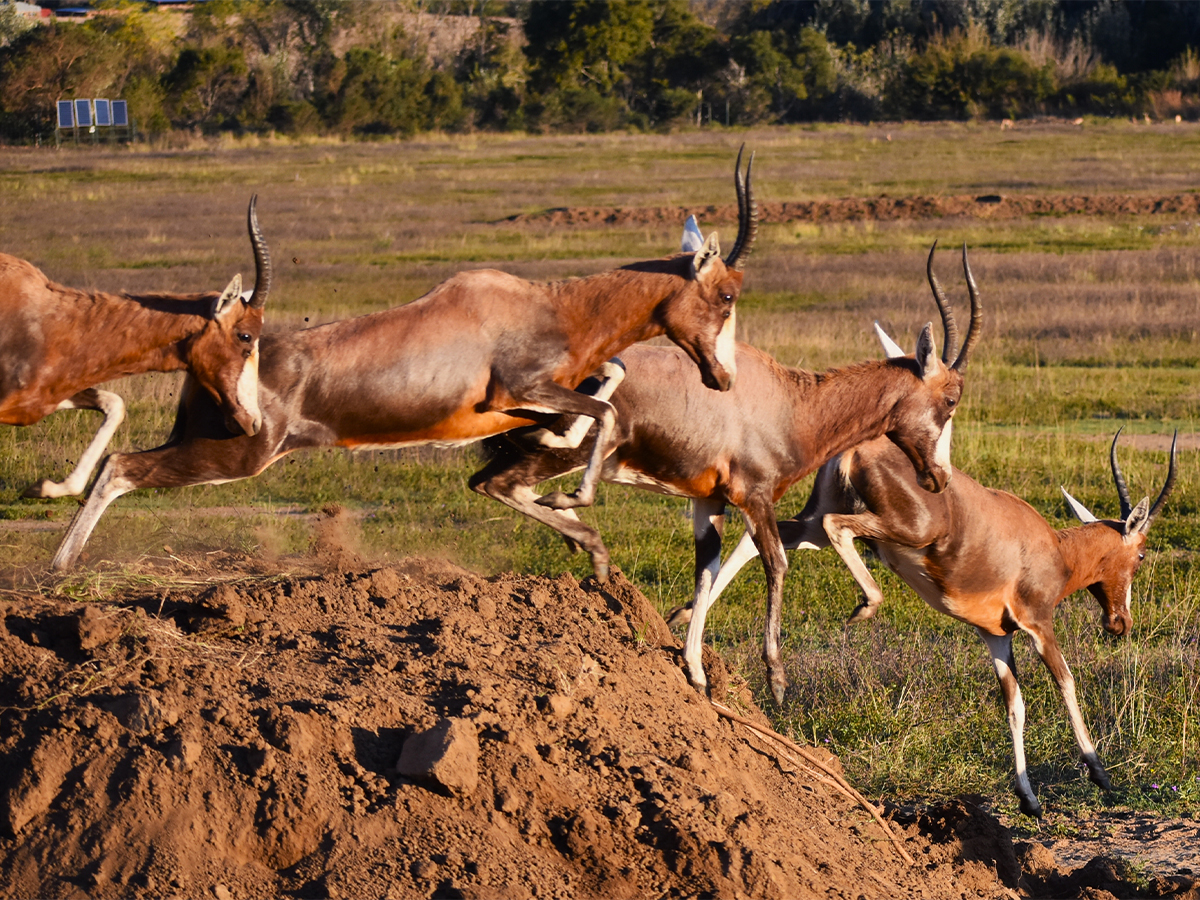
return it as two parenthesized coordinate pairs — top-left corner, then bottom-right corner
(0, 560), (1188, 899)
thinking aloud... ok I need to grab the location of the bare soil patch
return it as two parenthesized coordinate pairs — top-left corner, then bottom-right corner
(1, 546), (1197, 899)
(505, 192), (1200, 227)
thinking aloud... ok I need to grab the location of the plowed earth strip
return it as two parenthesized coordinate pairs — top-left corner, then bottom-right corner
(504, 192), (1200, 227)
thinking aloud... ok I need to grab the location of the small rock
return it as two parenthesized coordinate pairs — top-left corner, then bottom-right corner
(197, 584), (247, 627)
(411, 859), (438, 881)
(164, 739), (202, 772)
(106, 692), (175, 736)
(262, 708), (314, 757)
(396, 718), (478, 796)
(369, 568), (402, 600)
(545, 694), (575, 718)
(495, 788), (520, 813)
(1015, 841), (1056, 877)
(213, 884), (232, 900)
(72, 605), (122, 651)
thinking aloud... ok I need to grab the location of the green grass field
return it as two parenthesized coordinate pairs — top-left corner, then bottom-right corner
(1, 121), (1197, 830)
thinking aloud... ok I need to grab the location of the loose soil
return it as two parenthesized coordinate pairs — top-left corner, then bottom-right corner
(1, 540), (1198, 899)
(504, 191), (1200, 228)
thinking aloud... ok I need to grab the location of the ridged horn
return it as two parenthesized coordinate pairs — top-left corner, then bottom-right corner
(950, 243), (981, 372)
(1109, 426), (1134, 520)
(246, 194), (271, 309)
(925, 240), (959, 365)
(723, 145), (758, 272)
(1145, 430), (1179, 531)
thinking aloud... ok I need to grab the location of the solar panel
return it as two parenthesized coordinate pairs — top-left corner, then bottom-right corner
(74, 98), (92, 127)
(111, 100), (128, 127)
(57, 100), (74, 128)
(94, 99), (111, 127)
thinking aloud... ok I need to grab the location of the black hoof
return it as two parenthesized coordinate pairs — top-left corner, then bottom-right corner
(1018, 795), (1043, 818)
(1088, 767), (1112, 792)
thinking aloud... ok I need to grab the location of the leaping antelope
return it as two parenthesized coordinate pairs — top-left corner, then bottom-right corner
(703, 427), (1177, 815)
(49, 150), (758, 571)
(470, 243), (981, 704)
(0, 197), (271, 498)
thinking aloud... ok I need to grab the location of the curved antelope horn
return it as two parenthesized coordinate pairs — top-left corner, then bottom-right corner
(1145, 430), (1179, 531)
(246, 194), (271, 309)
(950, 243), (982, 372)
(1109, 426), (1134, 520)
(925, 240), (959, 364)
(724, 145), (758, 272)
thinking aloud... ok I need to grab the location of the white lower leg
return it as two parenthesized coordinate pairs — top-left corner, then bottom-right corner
(28, 391), (125, 498)
(50, 461), (135, 570)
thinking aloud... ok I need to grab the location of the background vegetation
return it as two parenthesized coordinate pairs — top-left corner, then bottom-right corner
(0, 122), (1197, 837)
(5, 0), (1200, 142)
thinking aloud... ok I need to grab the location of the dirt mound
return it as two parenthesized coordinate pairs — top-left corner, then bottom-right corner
(505, 192), (1200, 228)
(1, 557), (1196, 899)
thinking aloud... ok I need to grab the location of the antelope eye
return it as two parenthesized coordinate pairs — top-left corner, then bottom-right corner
(722, 293), (733, 303)
(238, 332), (253, 343)
(1138, 552), (1145, 561)
(946, 397), (957, 408)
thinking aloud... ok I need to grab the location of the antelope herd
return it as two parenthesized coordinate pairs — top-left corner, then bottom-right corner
(6, 148), (1185, 816)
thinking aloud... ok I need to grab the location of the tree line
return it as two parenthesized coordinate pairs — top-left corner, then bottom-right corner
(3, 0), (1200, 142)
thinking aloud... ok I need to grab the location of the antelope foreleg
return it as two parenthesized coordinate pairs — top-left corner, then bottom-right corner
(680, 498), (725, 694)
(745, 499), (789, 705)
(23, 389), (125, 499)
(823, 513), (887, 622)
(707, 514), (829, 608)
(522, 383), (617, 512)
(1026, 626), (1111, 792)
(979, 630), (1042, 817)
(527, 361), (626, 451)
(51, 454), (138, 571)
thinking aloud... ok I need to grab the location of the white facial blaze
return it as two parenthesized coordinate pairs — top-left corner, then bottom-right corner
(236, 341), (262, 433)
(1124, 583), (1132, 618)
(934, 416), (954, 474)
(716, 307), (737, 382)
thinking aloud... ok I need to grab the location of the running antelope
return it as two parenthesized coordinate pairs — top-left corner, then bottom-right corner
(470, 243), (981, 704)
(49, 151), (757, 571)
(700, 426), (1178, 815)
(0, 197), (271, 498)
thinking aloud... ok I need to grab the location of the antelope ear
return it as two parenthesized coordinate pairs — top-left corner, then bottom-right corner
(1125, 496), (1150, 536)
(680, 215), (706, 253)
(874, 322), (906, 359)
(691, 232), (722, 283)
(212, 274), (243, 321)
(914, 322), (937, 379)
(1061, 486), (1098, 523)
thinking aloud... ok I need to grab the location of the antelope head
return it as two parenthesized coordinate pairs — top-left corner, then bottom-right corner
(1061, 429), (1178, 636)
(657, 146), (757, 393)
(876, 242), (982, 493)
(186, 195), (271, 436)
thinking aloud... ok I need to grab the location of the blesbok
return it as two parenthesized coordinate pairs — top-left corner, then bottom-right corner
(0, 197), (271, 498)
(699, 424), (1178, 815)
(49, 150), (758, 571)
(470, 243), (982, 704)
